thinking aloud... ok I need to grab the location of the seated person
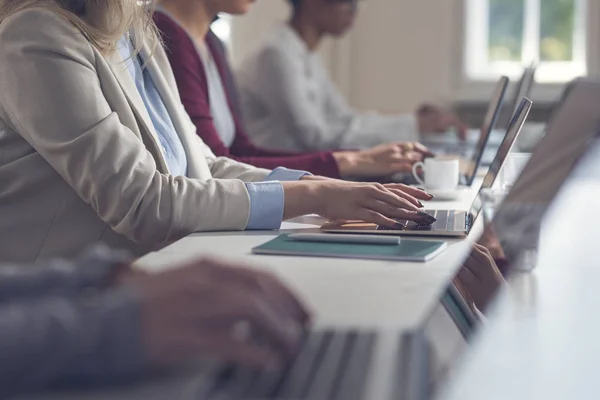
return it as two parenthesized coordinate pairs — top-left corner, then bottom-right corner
(235, 0), (468, 153)
(0, 246), (309, 397)
(154, 0), (432, 180)
(0, 0), (436, 263)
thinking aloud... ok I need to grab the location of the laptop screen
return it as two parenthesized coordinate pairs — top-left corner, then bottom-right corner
(509, 66), (537, 118)
(419, 79), (600, 397)
(462, 77), (509, 186)
(466, 97), (533, 224)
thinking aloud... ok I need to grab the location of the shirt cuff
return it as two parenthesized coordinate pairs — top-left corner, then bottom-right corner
(266, 166), (311, 181)
(244, 182), (285, 230)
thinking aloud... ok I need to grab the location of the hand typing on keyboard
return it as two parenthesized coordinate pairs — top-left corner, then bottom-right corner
(127, 257), (311, 371)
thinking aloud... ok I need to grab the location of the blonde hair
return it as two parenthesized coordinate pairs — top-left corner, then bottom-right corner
(0, 0), (160, 55)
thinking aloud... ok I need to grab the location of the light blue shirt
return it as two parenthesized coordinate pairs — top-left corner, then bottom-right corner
(117, 37), (188, 177)
(117, 37), (309, 230)
(245, 167), (310, 230)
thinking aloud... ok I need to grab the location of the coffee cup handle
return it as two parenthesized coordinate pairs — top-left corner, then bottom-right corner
(412, 162), (426, 187)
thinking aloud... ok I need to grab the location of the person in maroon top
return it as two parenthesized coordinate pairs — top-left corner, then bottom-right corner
(153, 1), (433, 180)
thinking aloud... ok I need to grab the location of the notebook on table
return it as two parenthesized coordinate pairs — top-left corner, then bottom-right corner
(252, 234), (448, 262)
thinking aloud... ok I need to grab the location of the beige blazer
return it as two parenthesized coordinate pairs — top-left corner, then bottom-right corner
(0, 8), (271, 263)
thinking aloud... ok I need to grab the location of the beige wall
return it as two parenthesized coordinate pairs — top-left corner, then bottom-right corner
(347, 0), (460, 113)
(229, 1), (289, 66)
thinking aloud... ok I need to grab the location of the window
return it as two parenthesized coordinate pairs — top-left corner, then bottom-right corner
(465, 0), (587, 83)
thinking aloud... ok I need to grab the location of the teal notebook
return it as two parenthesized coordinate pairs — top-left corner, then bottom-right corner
(252, 234), (447, 262)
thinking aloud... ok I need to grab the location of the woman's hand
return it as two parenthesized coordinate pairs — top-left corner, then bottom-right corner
(124, 258), (311, 370)
(333, 142), (434, 179)
(417, 104), (469, 140)
(456, 244), (505, 312)
(282, 181), (436, 227)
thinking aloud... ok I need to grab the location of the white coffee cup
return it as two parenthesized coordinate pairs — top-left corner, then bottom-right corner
(412, 158), (460, 190)
(499, 152), (531, 189)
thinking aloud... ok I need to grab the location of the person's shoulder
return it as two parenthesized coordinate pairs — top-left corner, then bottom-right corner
(0, 7), (93, 60)
(0, 7), (78, 37)
(153, 11), (194, 53)
(153, 10), (184, 38)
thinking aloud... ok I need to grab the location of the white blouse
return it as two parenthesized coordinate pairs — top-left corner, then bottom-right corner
(236, 23), (419, 152)
(196, 43), (236, 148)
(157, 6), (236, 148)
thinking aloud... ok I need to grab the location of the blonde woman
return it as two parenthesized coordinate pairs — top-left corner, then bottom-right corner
(0, 0), (435, 263)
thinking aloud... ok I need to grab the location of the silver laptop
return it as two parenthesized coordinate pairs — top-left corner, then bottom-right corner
(321, 98), (532, 238)
(508, 64), (537, 119)
(426, 77), (509, 186)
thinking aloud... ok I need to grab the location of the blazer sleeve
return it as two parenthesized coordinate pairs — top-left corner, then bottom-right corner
(155, 15), (341, 178)
(0, 247), (130, 302)
(0, 289), (144, 396)
(0, 9), (254, 246)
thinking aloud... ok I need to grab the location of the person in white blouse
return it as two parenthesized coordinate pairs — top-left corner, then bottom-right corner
(236, 0), (467, 153)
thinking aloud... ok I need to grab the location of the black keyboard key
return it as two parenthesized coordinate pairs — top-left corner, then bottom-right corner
(333, 332), (377, 400)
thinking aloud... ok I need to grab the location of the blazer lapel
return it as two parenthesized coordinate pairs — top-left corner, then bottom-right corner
(104, 48), (169, 172)
(141, 44), (209, 179)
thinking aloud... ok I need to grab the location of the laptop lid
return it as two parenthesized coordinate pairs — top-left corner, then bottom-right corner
(462, 76), (510, 186)
(509, 65), (537, 118)
(412, 79), (600, 398)
(464, 97), (533, 228)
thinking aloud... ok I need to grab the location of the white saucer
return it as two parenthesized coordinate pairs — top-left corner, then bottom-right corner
(427, 188), (464, 201)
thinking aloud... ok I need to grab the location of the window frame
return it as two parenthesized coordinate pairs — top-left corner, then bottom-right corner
(454, 0), (600, 103)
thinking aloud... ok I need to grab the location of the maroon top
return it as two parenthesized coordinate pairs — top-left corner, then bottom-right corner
(154, 13), (341, 178)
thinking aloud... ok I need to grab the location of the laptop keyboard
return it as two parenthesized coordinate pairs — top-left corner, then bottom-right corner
(199, 330), (377, 400)
(377, 210), (458, 232)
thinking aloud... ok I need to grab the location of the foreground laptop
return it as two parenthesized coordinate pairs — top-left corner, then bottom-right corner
(321, 98), (532, 238)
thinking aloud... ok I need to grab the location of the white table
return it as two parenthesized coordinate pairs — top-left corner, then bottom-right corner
(438, 176), (600, 400)
(136, 184), (481, 331)
(128, 185), (481, 400)
(23, 182), (483, 400)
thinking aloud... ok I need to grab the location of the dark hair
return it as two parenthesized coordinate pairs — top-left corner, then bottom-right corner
(288, 0), (301, 9)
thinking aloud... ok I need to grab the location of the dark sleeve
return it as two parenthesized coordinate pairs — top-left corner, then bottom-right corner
(0, 288), (144, 397)
(0, 246), (131, 303)
(155, 14), (341, 178)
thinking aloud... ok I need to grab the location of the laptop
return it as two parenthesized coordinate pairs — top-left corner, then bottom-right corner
(320, 98), (533, 238)
(508, 64), (537, 119)
(475, 65), (537, 165)
(426, 77), (509, 186)
(397, 78), (600, 400)
(468, 66), (536, 167)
